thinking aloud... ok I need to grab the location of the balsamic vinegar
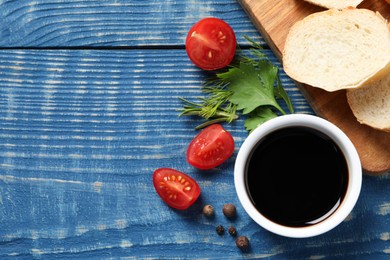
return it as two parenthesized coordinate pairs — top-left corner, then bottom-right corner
(245, 126), (349, 227)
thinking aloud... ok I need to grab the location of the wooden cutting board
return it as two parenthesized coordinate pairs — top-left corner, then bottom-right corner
(238, 0), (390, 175)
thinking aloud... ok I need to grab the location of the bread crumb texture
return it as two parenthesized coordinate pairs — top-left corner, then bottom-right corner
(347, 72), (390, 131)
(283, 8), (390, 92)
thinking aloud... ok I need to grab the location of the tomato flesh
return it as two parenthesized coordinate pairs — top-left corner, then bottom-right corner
(187, 124), (235, 170)
(153, 168), (201, 210)
(186, 17), (236, 70)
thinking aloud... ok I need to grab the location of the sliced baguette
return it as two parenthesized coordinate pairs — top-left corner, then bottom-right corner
(347, 72), (390, 131)
(282, 8), (390, 92)
(303, 0), (363, 9)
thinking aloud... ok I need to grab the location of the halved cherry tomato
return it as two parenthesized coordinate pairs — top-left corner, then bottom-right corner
(185, 17), (236, 70)
(153, 168), (201, 210)
(187, 124), (235, 170)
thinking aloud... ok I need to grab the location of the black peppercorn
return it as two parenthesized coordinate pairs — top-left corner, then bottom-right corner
(216, 225), (225, 235)
(202, 204), (214, 217)
(222, 203), (237, 219)
(235, 236), (250, 251)
(228, 226), (237, 237)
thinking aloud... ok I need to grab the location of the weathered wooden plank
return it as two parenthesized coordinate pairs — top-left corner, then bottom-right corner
(0, 0), (263, 47)
(0, 48), (310, 188)
(0, 49), (390, 258)
(1, 0), (389, 258)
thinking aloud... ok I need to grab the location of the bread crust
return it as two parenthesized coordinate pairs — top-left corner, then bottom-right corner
(303, 0), (363, 9)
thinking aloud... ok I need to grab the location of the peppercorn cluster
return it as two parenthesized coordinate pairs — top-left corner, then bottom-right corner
(202, 203), (250, 252)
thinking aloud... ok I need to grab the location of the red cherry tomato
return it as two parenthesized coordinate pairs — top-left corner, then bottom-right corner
(185, 17), (236, 70)
(187, 124), (235, 170)
(153, 168), (201, 210)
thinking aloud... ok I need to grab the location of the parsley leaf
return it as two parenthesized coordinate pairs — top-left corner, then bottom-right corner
(219, 60), (285, 115)
(244, 107), (277, 133)
(179, 37), (294, 132)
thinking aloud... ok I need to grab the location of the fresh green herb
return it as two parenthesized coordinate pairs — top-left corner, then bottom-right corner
(244, 107), (277, 132)
(179, 37), (294, 132)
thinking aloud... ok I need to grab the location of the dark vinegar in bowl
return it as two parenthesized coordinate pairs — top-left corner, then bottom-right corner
(245, 126), (349, 227)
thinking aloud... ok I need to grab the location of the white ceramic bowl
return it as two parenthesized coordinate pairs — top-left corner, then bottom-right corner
(234, 114), (362, 238)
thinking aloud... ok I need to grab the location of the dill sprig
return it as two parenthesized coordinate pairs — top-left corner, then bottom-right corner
(179, 87), (238, 130)
(179, 36), (294, 132)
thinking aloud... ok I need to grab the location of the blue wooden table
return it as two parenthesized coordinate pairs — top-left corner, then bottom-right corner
(1, 1), (390, 259)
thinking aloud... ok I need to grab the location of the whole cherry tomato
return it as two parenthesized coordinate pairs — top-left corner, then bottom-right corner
(187, 124), (235, 170)
(186, 18), (236, 70)
(153, 168), (201, 210)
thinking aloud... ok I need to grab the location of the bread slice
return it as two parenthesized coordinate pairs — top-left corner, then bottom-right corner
(282, 8), (390, 92)
(303, 0), (363, 9)
(347, 72), (390, 131)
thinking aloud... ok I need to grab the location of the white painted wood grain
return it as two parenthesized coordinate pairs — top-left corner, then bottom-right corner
(0, 49), (389, 258)
(0, 0), (262, 47)
(1, 0), (389, 254)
